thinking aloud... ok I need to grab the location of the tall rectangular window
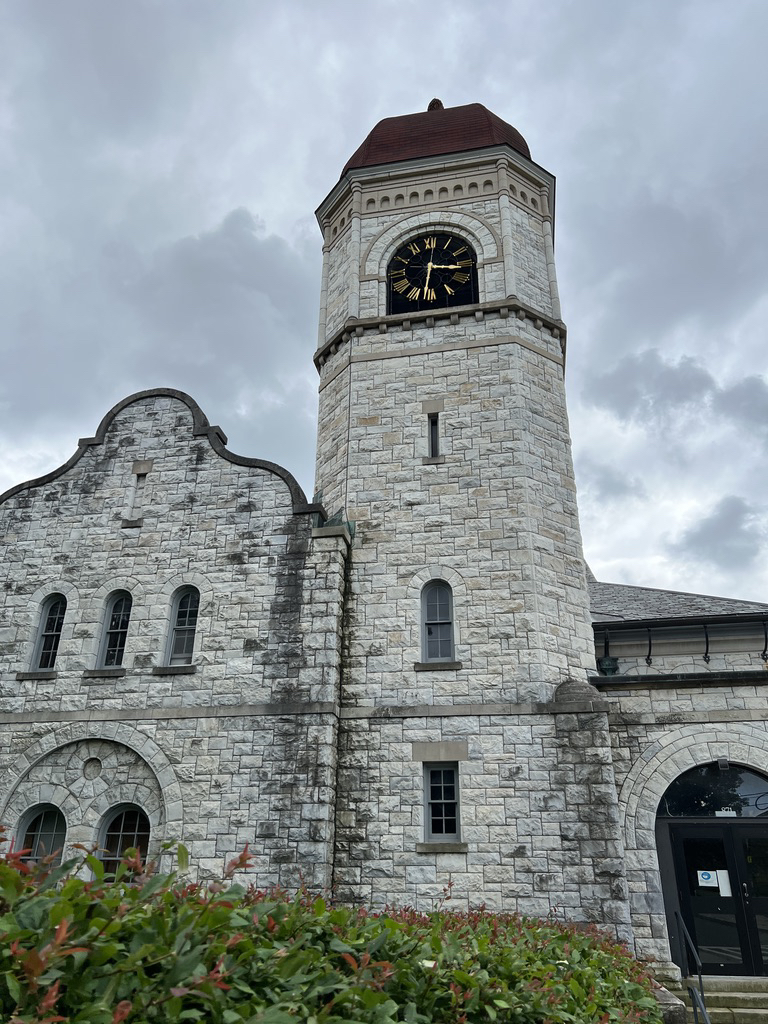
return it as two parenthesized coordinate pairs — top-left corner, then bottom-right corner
(168, 588), (200, 665)
(36, 595), (67, 670)
(424, 762), (460, 842)
(422, 581), (454, 662)
(100, 592), (132, 667)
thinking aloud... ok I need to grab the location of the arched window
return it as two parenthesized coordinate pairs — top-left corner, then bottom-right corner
(101, 804), (151, 876)
(657, 763), (768, 819)
(18, 804), (66, 865)
(422, 581), (454, 662)
(99, 591), (132, 667)
(34, 594), (67, 670)
(167, 587), (200, 665)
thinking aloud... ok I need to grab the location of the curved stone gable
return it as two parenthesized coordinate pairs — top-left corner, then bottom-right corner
(0, 388), (322, 518)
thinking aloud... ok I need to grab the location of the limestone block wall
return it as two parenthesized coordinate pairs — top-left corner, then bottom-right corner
(0, 390), (349, 887)
(316, 314), (595, 701)
(334, 697), (632, 940)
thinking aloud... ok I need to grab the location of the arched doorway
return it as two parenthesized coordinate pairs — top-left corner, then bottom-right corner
(657, 762), (768, 976)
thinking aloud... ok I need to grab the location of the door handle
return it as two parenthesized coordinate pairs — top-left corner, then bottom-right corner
(743, 882), (750, 899)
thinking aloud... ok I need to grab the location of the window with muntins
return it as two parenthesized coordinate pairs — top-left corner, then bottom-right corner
(168, 588), (199, 665)
(100, 591), (132, 667)
(424, 763), (460, 842)
(19, 804), (67, 865)
(422, 581), (453, 662)
(101, 805), (150, 876)
(35, 594), (67, 669)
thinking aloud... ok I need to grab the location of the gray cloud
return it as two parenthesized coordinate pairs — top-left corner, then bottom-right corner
(585, 350), (768, 446)
(2, 0), (768, 598)
(584, 350), (715, 423)
(575, 458), (646, 504)
(668, 496), (764, 571)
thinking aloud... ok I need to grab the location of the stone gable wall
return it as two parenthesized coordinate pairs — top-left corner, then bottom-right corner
(0, 392), (348, 886)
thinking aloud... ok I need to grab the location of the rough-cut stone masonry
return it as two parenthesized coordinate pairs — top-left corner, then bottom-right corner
(0, 390), (348, 888)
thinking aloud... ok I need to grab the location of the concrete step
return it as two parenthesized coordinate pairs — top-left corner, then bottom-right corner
(703, 1010), (768, 1023)
(673, 979), (768, 1023)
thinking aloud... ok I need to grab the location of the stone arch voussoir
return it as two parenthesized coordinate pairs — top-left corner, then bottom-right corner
(0, 722), (184, 833)
(619, 723), (768, 858)
(365, 212), (500, 277)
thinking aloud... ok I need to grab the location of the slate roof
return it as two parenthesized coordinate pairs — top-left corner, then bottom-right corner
(342, 101), (531, 174)
(587, 570), (768, 623)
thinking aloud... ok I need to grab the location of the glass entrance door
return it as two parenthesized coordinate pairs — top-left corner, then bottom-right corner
(671, 824), (768, 975)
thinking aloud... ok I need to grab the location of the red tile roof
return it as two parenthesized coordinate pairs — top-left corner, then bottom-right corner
(343, 101), (531, 174)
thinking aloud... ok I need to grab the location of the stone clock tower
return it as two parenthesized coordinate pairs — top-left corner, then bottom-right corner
(313, 101), (630, 932)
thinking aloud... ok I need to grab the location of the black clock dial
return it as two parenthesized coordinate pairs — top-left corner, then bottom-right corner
(387, 232), (478, 314)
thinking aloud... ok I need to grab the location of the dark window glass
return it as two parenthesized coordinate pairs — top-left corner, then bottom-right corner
(423, 582), (453, 661)
(170, 589), (199, 665)
(428, 413), (439, 457)
(657, 763), (768, 818)
(102, 805), (150, 876)
(426, 765), (458, 839)
(102, 592), (132, 667)
(37, 595), (67, 669)
(21, 805), (66, 865)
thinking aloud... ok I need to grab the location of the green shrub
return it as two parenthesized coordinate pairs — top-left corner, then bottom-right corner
(0, 836), (661, 1023)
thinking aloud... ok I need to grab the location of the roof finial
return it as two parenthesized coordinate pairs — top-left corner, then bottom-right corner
(427, 98), (444, 111)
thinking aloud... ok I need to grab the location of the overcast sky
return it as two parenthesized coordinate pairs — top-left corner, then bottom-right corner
(1, 0), (767, 602)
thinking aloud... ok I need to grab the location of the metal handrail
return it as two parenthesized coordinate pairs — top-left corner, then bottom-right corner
(689, 986), (711, 1024)
(674, 910), (711, 1024)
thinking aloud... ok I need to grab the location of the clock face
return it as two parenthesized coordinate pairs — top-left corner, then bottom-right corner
(387, 232), (478, 314)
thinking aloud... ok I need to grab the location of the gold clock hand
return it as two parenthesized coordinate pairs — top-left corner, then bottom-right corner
(430, 263), (462, 270)
(425, 261), (433, 291)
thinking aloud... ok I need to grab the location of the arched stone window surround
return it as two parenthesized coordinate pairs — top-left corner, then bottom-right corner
(165, 586), (200, 666)
(96, 591), (133, 668)
(78, 579), (144, 666)
(155, 572), (213, 668)
(617, 725), (768, 959)
(22, 581), (79, 670)
(408, 566), (466, 656)
(364, 213), (501, 312)
(619, 725), (768, 847)
(0, 724), (184, 850)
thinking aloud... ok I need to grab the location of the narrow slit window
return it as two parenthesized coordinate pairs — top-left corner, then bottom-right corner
(35, 594), (67, 670)
(428, 412), (439, 458)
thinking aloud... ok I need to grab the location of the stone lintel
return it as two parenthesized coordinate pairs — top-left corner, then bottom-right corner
(411, 741), (468, 762)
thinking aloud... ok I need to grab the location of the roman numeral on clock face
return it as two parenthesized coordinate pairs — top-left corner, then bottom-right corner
(452, 272), (470, 284)
(407, 286), (420, 300)
(393, 278), (410, 293)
